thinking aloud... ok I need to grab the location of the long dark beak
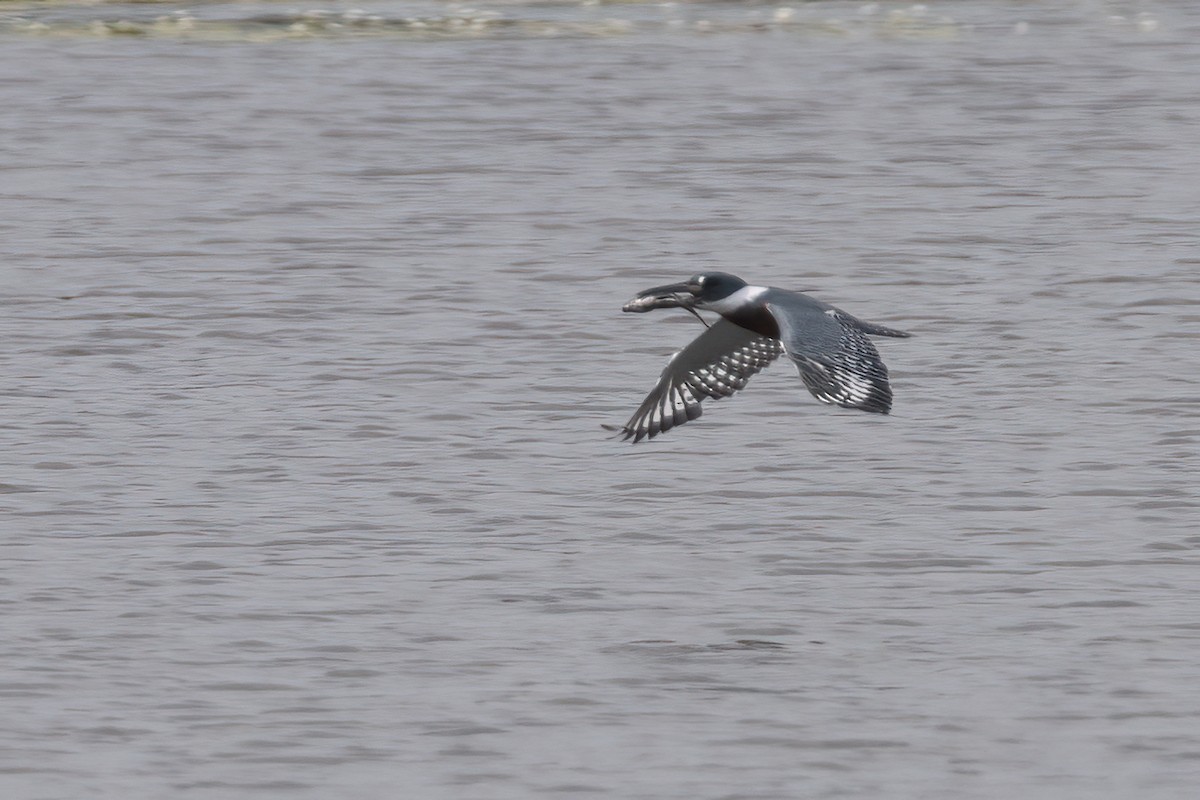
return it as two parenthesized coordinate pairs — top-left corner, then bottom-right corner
(621, 282), (697, 313)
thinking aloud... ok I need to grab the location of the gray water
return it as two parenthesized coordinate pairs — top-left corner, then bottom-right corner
(3, 1), (1200, 798)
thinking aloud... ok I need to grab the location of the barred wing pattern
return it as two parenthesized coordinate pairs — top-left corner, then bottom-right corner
(778, 306), (895, 414)
(612, 318), (784, 442)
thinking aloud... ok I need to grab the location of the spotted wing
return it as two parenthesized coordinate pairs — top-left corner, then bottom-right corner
(770, 302), (896, 414)
(610, 318), (784, 443)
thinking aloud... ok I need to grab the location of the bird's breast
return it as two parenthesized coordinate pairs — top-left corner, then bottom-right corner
(723, 305), (781, 339)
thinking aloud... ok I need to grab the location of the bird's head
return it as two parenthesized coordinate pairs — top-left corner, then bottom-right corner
(621, 272), (748, 314)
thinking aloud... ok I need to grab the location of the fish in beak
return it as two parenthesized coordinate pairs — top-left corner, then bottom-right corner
(621, 281), (697, 314)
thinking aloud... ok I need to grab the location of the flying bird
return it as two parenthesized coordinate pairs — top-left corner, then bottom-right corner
(608, 272), (910, 442)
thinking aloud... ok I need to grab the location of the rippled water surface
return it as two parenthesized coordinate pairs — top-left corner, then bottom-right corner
(3, 1), (1200, 797)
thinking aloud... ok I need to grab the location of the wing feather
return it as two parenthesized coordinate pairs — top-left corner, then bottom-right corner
(770, 302), (897, 414)
(610, 318), (784, 442)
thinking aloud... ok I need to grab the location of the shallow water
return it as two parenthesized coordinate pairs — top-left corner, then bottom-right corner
(3, 1), (1200, 797)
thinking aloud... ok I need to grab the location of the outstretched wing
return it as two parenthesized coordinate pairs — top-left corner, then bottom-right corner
(609, 318), (784, 442)
(768, 301), (897, 414)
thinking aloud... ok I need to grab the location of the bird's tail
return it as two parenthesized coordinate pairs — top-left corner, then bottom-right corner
(854, 319), (912, 338)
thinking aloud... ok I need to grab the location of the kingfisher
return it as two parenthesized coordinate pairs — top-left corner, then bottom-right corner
(609, 272), (911, 442)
